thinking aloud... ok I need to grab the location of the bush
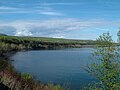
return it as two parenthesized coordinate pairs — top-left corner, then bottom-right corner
(86, 33), (120, 90)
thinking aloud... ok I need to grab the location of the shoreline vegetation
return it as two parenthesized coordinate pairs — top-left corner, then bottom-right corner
(0, 35), (96, 90)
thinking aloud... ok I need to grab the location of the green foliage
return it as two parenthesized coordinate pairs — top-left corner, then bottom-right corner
(0, 35), (95, 51)
(46, 84), (63, 90)
(83, 82), (103, 90)
(0, 59), (8, 71)
(21, 73), (32, 80)
(87, 32), (120, 90)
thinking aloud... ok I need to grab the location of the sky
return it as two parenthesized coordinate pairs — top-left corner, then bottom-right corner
(0, 0), (120, 41)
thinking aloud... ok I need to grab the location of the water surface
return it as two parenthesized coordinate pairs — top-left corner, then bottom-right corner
(11, 48), (97, 90)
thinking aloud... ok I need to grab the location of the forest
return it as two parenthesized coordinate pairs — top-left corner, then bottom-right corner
(0, 35), (95, 56)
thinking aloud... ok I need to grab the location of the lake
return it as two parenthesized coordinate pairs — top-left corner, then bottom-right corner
(11, 48), (98, 90)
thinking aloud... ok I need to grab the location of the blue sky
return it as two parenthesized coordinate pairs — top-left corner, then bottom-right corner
(0, 0), (120, 41)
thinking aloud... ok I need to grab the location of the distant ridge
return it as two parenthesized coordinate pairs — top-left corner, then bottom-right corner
(0, 33), (7, 36)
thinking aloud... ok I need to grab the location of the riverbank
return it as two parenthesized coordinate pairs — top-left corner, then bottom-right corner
(0, 47), (96, 90)
(0, 35), (97, 90)
(0, 55), (64, 90)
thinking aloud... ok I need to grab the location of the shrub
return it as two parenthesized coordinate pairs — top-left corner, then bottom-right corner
(86, 32), (120, 90)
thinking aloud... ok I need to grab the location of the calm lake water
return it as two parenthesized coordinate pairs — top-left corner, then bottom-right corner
(11, 48), (98, 90)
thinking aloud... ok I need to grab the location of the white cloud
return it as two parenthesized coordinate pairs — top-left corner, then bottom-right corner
(0, 8), (64, 16)
(53, 36), (64, 38)
(0, 3), (64, 16)
(39, 11), (63, 16)
(0, 6), (18, 10)
(15, 30), (33, 36)
(0, 19), (117, 39)
(41, 2), (84, 6)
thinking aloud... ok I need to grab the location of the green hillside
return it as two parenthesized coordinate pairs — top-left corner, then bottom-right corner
(0, 35), (95, 56)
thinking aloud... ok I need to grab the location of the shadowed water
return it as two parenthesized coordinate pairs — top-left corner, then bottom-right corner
(11, 48), (98, 90)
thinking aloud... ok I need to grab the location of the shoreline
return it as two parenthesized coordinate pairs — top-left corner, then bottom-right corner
(0, 46), (96, 90)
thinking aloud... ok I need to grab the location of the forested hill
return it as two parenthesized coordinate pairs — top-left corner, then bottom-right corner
(0, 33), (7, 36)
(0, 35), (95, 55)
